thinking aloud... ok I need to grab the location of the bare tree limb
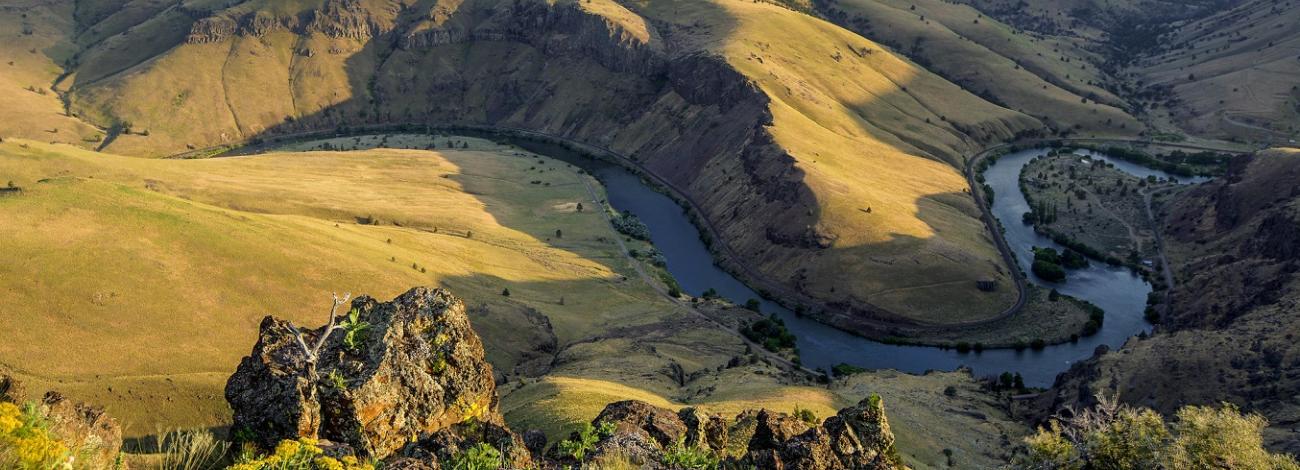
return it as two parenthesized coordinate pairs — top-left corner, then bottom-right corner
(289, 292), (351, 365)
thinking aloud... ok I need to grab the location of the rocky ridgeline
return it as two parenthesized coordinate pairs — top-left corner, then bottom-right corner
(186, 0), (397, 44)
(226, 287), (905, 469)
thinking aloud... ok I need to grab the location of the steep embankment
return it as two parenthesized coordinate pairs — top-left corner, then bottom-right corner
(1036, 148), (1300, 453)
(43, 0), (1041, 330)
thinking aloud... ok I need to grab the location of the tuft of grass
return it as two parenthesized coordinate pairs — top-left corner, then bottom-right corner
(154, 428), (229, 470)
(661, 436), (720, 470)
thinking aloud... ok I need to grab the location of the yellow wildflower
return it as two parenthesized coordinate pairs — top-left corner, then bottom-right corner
(314, 455), (344, 470)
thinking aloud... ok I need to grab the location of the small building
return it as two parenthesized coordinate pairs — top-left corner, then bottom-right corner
(976, 279), (999, 292)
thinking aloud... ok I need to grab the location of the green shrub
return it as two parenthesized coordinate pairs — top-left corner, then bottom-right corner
(444, 443), (501, 470)
(1032, 260), (1067, 282)
(741, 315), (796, 352)
(831, 363), (867, 377)
(793, 406), (818, 426)
(558, 421), (616, 461)
(1016, 396), (1300, 469)
(661, 437), (720, 470)
(339, 308), (370, 352)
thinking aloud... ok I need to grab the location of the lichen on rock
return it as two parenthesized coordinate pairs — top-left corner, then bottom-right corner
(225, 287), (525, 464)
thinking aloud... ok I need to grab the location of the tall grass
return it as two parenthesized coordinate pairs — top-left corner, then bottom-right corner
(154, 428), (229, 470)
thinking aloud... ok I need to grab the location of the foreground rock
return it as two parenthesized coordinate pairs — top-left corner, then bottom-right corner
(226, 287), (530, 465)
(225, 286), (905, 469)
(570, 398), (904, 469)
(0, 374), (123, 469)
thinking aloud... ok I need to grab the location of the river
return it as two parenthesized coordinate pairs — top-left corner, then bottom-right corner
(264, 134), (1201, 387)
(594, 146), (1201, 387)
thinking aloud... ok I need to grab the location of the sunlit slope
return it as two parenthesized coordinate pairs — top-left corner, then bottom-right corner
(0, 137), (690, 434)
(635, 0), (1025, 323)
(0, 0), (102, 146)
(817, 0), (1143, 137)
(59, 0), (1027, 325)
(1135, 0), (1300, 141)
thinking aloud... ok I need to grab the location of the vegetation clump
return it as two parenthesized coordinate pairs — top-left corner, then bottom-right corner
(229, 438), (373, 470)
(443, 443), (501, 470)
(661, 436), (720, 470)
(612, 211), (651, 240)
(831, 362), (867, 377)
(558, 421), (616, 461)
(1016, 396), (1300, 469)
(741, 314), (797, 352)
(0, 402), (70, 470)
(1031, 247), (1086, 282)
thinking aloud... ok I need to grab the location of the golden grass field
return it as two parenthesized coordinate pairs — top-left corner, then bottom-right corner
(32, 0), (1040, 326)
(631, 0), (1026, 323)
(0, 135), (682, 432)
(0, 136), (1030, 468)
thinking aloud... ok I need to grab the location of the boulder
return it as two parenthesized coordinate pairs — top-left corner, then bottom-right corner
(39, 392), (124, 467)
(748, 409), (811, 452)
(743, 397), (903, 470)
(522, 429), (548, 457)
(225, 316), (322, 449)
(402, 420), (532, 469)
(834, 395), (899, 467)
(0, 373), (22, 402)
(593, 400), (687, 448)
(226, 287), (518, 461)
(678, 407), (728, 451)
(0, 375), (123, 470)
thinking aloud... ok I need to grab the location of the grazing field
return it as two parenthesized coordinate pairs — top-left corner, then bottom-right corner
(896, 285), (1099, 348)
(1020, 152), (1171, 264)
(0, 136), (695, 435)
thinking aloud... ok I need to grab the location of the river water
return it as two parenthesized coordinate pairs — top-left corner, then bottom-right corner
(267, 134), (1201, 387)
(594, 147), (1201, 387)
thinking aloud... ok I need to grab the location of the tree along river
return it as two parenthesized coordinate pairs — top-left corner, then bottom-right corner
(270, 134), (1202, 387)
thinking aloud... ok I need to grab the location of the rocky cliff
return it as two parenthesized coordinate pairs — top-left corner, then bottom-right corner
(226, 287), (906, 468)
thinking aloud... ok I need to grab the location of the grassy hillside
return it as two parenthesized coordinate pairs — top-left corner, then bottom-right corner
(0, 136), (693, 433)
(1133, 0), (1300, 142)
(817, 0), (1143, 138)
(0, 0), (103, 146)
(630, 0), (1027, 324)
(0, 137), (1029, 468)
(30, 0), (1047, 330)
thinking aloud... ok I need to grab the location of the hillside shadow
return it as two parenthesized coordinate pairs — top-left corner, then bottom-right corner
(204, 0), (1015, 331)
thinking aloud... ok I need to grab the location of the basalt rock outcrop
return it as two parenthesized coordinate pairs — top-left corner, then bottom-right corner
(571, 398), (904, 470)
(226, 287), (529, 464)
(224, 286), (906, 469)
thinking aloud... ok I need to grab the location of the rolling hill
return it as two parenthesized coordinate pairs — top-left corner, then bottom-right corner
(2, 0), (1067, 333)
